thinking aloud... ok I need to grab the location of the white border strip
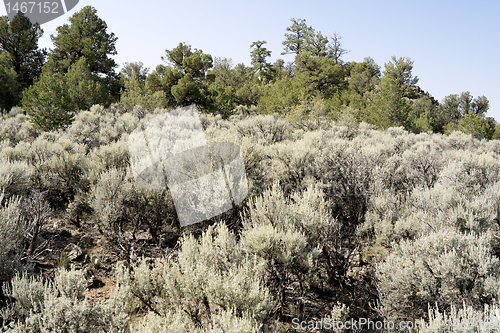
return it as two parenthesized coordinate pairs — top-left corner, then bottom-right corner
(60, 0), (68, 14)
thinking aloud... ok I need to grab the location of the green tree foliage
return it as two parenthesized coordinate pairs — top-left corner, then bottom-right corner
(339, 58), (380, 120)
(257, 76), (304, 114)
(231, 63), (264, 105)
(120, 61), (149, 85)
(437, 93), (461, 131)
(347, 58), (381, 95)
(328, 32), (349, 65)
(171, 73), (205, 106)
(147, 42), (214, 109)
(0, 12), (45, 94)
(382, 56), (419, 98)
(281, 18), (313, 55)
(434, 92), (490, 133)
(250, 40), (272, 80)
(45, 6), (119, 99)
(206, 58), (241, 115)
(295, 52), (345, 98)
(369, 56), (418, 129)
(304, 30), (329, 57)
(47, 5), (117, 76)
(492, 124), (500, 140)
(269, 58), (290, 81)
(470, 95), (489, 115)
(458, 113), (496, 140)
(22, 72), (73, 131)
(64, 57), (110, 110)
(163, 42), (213, 79)
(145, 64), (184, 107)
(119, 62), (167, 111)
(456, 91), (489, 116)
(22, 58), (108, 131)
(0, 51), (19, 111)
(409, 96), (437, 133)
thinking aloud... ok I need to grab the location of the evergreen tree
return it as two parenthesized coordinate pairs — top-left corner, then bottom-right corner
(458, 113), (496, 139)
(64, 57), (109, 110)
(369, 56), (417, 129)
(410, 96), (436, 133)
(46, 6), (119, 100)
(119, 62), (167, 111)
(294, 52), (345, 98)
(23, 57), (109, 130)
(171, 73), (204, 106)
(163, 42), (213, 80)
(120, 61), (149, 86)
(22, 72), (73, 131)
(148, 42), (214, 109)
(282, 18), (313, 55)
(435, 92), (490, 133)
(0, 51), (19, 111)
(304, 31), (329, 57)
(328, 32), (349, 65)
(146, 64), (184, 107)
(0, 12), (45, 93)
(250, 40), (272, 80)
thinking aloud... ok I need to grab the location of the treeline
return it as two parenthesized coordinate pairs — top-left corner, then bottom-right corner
(0, 7), (499, 139)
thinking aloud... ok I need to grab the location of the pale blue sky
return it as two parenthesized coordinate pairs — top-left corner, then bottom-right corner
(2, 1), (499, 120)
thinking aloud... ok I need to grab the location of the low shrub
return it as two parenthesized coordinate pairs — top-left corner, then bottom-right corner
(235, 114), (292, 145)
(1, 267), (130, 332)
(128, 223), (272, 331)
(418, 303), (500, 333)
(37, 151), (88, 209)
(240, 183), (331, 318)
(377, 228), (500, 323)
(0, 160), (34, 201)
(0, 192), (30, 283)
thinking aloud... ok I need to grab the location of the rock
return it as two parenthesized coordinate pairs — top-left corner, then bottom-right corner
(87, 277), (105, 289)
(63, 243), (83, 261)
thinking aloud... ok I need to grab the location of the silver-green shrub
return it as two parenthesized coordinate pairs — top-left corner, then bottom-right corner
(37, 151), (88, 208)
(399, 140), (443, 189)
(264, 139), (322, 195)
(127, 186), (178, 244)
(321, 139), (374, 223)
(362, 180), (500, 245)
(235, 114), (292, 145)
(0, 113), (39, 145)
(1, 267), (129, 332)
(0, 160), (34, 200)
(65, 110), (103, 151)
(86, 139), (130, 184)
(5, 107), (24, 118)
(0, 191), (30, 282)
(128, 222), (272, 331)
(439, 151), (500, 198)
(239, 183), (331, 317)
(89, 163), (179, 251)
(24, 134), (64, 165)
(377, 228), (500, 323)
(418, 303), (500, 333)
(90, 167), (133, 233)
(65, 107), (136, 153)
(240, 183), (327, 272)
